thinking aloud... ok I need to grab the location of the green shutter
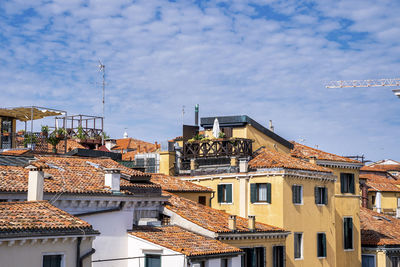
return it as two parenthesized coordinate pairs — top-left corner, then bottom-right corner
(349, 174), (355, 193)
(315, 187), (319, 204)
(322, 234), (326, 257)
(217, 184), (223, 203)
(267, 183), (271, 204)
(251, 184), (257, 203)
(349, 218), (353, 248)
(292, 185), (296, 203)
(226, 184), (232, 203)
(324, 187), (328, 205)
(340, 173), (345, 193)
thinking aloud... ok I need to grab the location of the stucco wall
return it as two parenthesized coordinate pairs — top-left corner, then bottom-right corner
(174, 192), (212, 207)
(0, 237), (92, 267)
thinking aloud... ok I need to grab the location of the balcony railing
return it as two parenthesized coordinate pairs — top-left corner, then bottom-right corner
(182, 138), (253, 159)
(0, 132), (67, 154)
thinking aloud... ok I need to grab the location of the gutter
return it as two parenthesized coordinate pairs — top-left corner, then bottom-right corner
(76, 237), (96, 267)
(74, 202), (124, 216)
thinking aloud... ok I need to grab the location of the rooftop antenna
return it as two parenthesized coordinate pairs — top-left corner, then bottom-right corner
(182, 105), (185, 125)
(98, 59), (105, 145)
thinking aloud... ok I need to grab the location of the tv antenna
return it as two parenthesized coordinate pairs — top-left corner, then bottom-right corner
(99, 60), (105, 145)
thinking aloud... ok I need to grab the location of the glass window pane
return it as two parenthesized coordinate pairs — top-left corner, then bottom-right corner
(258, 184), (267, 202)
(43, 255), (62, 267)
(145, 255), (161, 267)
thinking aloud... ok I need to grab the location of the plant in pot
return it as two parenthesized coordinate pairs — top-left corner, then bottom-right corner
(76, 126), (87, 142)
(23, 133), (38, 149)
(17, 129), (25, 135)
(2, 130), (9, 137)
(41, 125), (49, 137)
(47, 132), (62, 153)
(55, 128), (66, 139)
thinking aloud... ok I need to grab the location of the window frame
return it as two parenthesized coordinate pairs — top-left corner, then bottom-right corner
(340, 173), (355, 194)
(144, 254), (161, 267)
(315, 186), (328, 206)
(273, 245), (285, 267)
(250, 183), (271, 204)
(343, 217), (354, 251)
(42, 252), (65, 267)
(292, 185), (303, 205)
(317, 232), (327, 258)
(218, 183), (233, 204)
(361, 254), (376, 267)
(294, 232), (303, 260)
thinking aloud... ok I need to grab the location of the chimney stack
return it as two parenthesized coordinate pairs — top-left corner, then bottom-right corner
(195, 104), (199, 126)
(228, 215), (237, 231)
(26, 165), (44, 201)
(309, 156), (317, 165)
(248, 215), (256, 231)
(104, 168), (121, 192)
(269, 120), (274, 132)
(239, 159), (248, 173)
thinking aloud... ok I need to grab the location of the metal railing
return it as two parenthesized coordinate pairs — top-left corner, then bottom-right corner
(0, 132), (67, 154)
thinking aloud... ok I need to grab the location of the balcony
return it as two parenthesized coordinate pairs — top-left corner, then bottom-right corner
(0, 132), (59, 154)
(182, 138), (253, 159)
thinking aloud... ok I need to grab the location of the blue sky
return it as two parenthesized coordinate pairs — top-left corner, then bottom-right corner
(1, 0), (399, 161)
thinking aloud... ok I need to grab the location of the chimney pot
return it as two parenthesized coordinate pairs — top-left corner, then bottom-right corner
(26, 166), (44, 201)
(239, 159), (248, 173)
(104, 168), (121, 192)
(309, 156), (317, 165)
(228, 215), (237, 231)
(248, 215), (256, 231)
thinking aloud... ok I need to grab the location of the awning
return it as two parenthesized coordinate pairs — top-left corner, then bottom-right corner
(0, 107), (61, 121)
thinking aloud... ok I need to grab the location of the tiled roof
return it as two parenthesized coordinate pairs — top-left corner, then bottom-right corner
(290, 142), (360, 163)
(249, 148), (332, 173)
(129, 225), (242, 257)
(361, 165), (388, 172)
(55, 139), (86, 152)
(365, 164), (400, 172)
(122, 151), (138, 161)
(361, 207), (400, 246)
(112, 138), (159, 153)
(0, 156), (158, 195)
(0, 201), (98, 238)
(363, 173), (400, 192)
(0, 149), (31, 156)
(150, 174), (212, 193)
(165, 193), (284, 233)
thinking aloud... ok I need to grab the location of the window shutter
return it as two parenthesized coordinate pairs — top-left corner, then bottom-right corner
(292, 185), (296, 203)
(217, 185), (223, 203)
(273, 246), (277, 267)
(322, 234), (327, 257)
(267, 183), (271, 204)
(314, 187), (319, 204)
(344, 219), (349, 249)
(226, 184), (232, 203)
(251, 184), (257, 203)
(340, 173), (345, 193)
(349, 174), (355, 193)
(324, 188), (328, 205)
(349, 218), (353, 248)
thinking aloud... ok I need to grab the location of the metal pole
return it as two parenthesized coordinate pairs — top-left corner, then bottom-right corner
(99, 60), (105, 146)
(64, 112), (67, 154)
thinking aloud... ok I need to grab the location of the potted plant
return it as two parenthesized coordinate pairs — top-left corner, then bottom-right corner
(55, 128), (66, 139)
(17, 129), (25, 135)
(47, 132), (62, 153)
(2, 130), (9, 137)
(75, 126), (87, 142)
(23, 133), (38, 149)
(41, 125), (49, 137)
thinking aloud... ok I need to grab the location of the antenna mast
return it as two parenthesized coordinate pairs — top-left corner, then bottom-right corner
(99, 60), (105, 145)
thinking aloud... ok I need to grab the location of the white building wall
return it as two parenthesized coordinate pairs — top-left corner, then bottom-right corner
(0, 237), (93, 267)
(81, 210), (134, 267)
(127, 235), (186, 267)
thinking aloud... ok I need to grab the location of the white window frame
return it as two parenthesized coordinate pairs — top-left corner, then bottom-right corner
(219, 183), (233, 205)
(41, 252), (65, 267)
(362, 254), (376, 267)
(293, 184), (303, 205)
(343, 216), (354, 251)
(294, 232), (303, 260)
(316, 187), (327, 206)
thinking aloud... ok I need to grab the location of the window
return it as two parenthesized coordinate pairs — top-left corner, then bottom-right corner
(273, 246), (285, 267)
(145, 254), (161, 267)
(218, 184), (232, 203)
(222, 258), (229, 267)
(317, 233), (327, 258)
(340, 173), (355, 194)
(192, 262), (205, 267)
(362, 255), (376, 267)
(250, 183), (271, 203)
(391, 256), (400, 267)
(241, 247), (265, 267)
(292, 185), (302, 204)
(294, 233), (303, 259)
(198, 196), (206, 205)
(43, 255), (63, 267)
(315, 187), (328, 205)
(343, 217), (353, 250)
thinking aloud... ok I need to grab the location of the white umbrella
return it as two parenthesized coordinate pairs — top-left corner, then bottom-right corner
(212, 118), (220, 138)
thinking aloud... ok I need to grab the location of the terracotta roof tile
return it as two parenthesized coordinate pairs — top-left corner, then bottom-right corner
(0, 201), (97, 237)
(249, 148), (332, 172)
(0, 149), (31, 156)
(365, 164), (400, 172)
(129, 225), (242, 256)
(290, 142), (360, 163)
(0, 156), (158, 195)
(165, 193), (284, 233)
(363, 173), (400, 192)
(112, 138), (159, 153)
(361, 207), (400, 246)
(150, 174), (212, 193)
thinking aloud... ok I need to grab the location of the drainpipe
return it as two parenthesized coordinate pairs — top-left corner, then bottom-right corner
(209, 192), (215, 207)
(80, 248), (96, 266)
(76, 237), (81, 267)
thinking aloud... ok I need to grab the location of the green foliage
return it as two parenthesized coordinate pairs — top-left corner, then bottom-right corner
(77, 125), (86, 139)
(41, 125), (49, 134)
(23, 134), (38, 147)
(193, 133), (204, 140)
(218, 131), (226, 138)
(47, 133), (62, 148)
(102, 132), (110, 139)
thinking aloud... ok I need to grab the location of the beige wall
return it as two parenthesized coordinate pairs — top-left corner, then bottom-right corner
(368, 191), (400, 214)
(0, 237), (93, 267)
(159, 151), (175, 175)
(173, 191), (212, 206)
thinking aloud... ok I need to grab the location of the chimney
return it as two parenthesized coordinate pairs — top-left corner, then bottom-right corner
(26, 165), (44, 201)
(105, 139), (116, 151)
(239, 158), (248, 173)
(104, 168), (121, 192)
(195, 104), (199, 126)
(309, 156), (317, 165)
(248, 215), (256, 231)
(269, 120), (274, 132)
(228, 215), (237, 231)
(361, 183), (368, 208)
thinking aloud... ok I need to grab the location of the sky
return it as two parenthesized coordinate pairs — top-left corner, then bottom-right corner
(0, 0), (399, 162)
